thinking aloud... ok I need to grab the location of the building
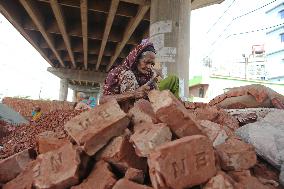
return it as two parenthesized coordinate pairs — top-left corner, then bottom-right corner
(265, 2), (284, 77)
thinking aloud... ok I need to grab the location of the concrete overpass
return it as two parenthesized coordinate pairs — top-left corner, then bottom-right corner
(0, 0), (223, 101)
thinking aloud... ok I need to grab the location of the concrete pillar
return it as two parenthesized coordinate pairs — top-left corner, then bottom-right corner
(97, 83), (104, 105)
(150, 0), (191, 99)
(72, 90), (77, 102)
(59, 78), (68, 101)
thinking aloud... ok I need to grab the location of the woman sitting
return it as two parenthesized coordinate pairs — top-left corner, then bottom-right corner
(101, 39), (179, 102)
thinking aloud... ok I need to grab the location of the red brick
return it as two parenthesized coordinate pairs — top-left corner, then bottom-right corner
(71, 160), (117, 189)
(3, 161), (37, 189)
(216, 138), (257, 171)
(33, 143), (81, 189)
(113, 179), (153, 189)
(95, 134), (147, 173)
(65, 99), (130, 156)
(198, 120), (228, 147)
(130, 123), (172, 157)
(229, 171), (271, 189)
(125, 168), (145, 184)
(0, 148), (36, 183)
(148, 135), (216, 189)
(203, 172), (237, 189)
(193, 106), (239, 133)
(129, 99), (158, 125)
(148, 90), (202, 138)
(37, 131), (68, 154)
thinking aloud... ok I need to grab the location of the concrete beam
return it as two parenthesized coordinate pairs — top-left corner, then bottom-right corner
(96, 0), (119, 70)
(50, 0), (76, 68)
(69, 84), (100, 93)
(20, 0), (65, 67)
(192, 0), (224, 10)
(47, 67), (107, 83)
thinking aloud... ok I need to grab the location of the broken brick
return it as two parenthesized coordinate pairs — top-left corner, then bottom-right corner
(113, 179), (153, 189)
(3, 161), (37, 189)
(148, 90), (202, 138)
(71, 160), (117, 189)
(130, 123), (172, 157)
(0, 148), (36, 183)
(33, 143), (81, 189)
(96, 134), (147, 174)
(203, 172), (237, 189)
(216, 138), (257, 171)
(128, 99), (158, 125)
(37, 131), (68, 154)
(148, 135), (216, 189)
(125, 168), (145, 184)
(198, 120), (228, 147)
(65, 99), (130, 156)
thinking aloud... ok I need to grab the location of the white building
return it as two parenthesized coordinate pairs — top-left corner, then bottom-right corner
(265, 2), (284, 78)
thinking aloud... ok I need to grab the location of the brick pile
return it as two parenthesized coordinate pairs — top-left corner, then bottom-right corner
(0, 88), (283, 189)
(0, 109), (83, 159)
(2, 97), (75, 118)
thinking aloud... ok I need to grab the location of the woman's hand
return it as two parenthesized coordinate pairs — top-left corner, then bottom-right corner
(135, 85), (150, 99)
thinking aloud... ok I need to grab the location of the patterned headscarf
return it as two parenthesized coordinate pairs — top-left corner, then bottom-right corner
(103, 39), (156, 95)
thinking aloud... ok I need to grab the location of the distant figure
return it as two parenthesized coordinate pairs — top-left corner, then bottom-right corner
(31, 106), (42, 121)
(75, 92), (96, 110)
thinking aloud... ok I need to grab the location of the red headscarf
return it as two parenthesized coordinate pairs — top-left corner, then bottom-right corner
(103, 39), (155, 95)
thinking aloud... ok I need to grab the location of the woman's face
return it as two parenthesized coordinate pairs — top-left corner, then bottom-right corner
(137, 52), (155, 74)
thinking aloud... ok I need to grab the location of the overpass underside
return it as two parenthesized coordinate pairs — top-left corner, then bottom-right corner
(0, 0), (223, 101)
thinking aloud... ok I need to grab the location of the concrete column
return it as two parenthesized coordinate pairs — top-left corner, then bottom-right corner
(72, 90), (77, 102)
(97, 83), (104, 105)
(59, 78), (68, 101)
(150, 0), (191, 99)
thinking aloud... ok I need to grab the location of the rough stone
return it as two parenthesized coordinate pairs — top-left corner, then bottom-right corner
(130, 123), (172, 157)
(148, 90), (202, 138)
(198, 120), (228, 147)
(71, 160), (117, 189)
(280, 164), (284, 187)
(216, 138), (257, 171)
(203, 172), (236, 189)
(65, 99), (130, 156)
(125, 168), (145, 184)
(113, 179), (153, 189)
(128, 99), (158, 125)
(148, 135), (216, 189)
(0, 148), (36, 183)
(33, 143), (81, 189)
(96, 134), (147, 174)
(236, 110), (284, 169)
(37, 131), (68, 154)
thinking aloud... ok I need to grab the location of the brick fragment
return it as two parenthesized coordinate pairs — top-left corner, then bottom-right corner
(96, 134), (147, 173)
(148, 90), (202, 138)
(198, 120), (228, 147)
(148, 135), (216, 189)
(37, 131), (67, 154)
(71, 160), (117, 189)
(216, 138), (257, 171)
(128, 99), (158, 124)
(113, 179), (153, 189)
(3, 161), (37, 189)
(125, 168), (145, 184)
(0, 148), (36, 183)
(130, 123), (172, 157)
(229, 171), (271, 189)
(33, 143), (81, 189)
(65, 99), (130, 155)
(203, 172), (237, 189)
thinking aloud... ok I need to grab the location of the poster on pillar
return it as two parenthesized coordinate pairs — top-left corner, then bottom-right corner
(150, 20), (177, 64)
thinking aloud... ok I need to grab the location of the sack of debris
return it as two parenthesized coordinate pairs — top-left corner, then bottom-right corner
(236, 109), (284, 185)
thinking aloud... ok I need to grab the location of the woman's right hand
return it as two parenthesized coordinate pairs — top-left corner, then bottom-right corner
(135, 85), (150, 99)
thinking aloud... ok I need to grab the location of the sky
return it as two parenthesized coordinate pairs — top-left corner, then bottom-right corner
(0, 0), (282, 101)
